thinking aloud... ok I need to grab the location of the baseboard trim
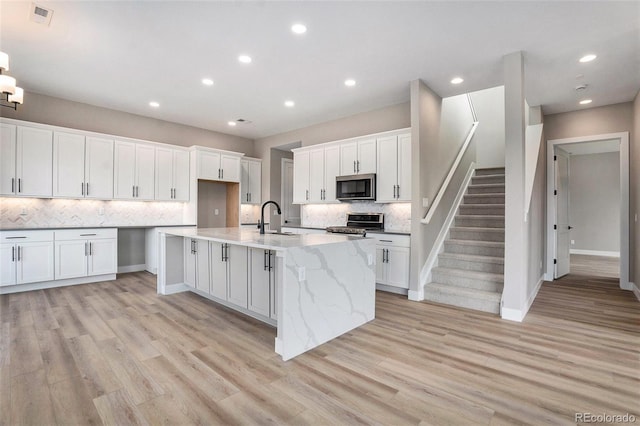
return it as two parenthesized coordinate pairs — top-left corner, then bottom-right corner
(501, 275), (544, 322)
(0, 274), (117, 295)
(376, 283), (408, 296)
(161, 283), (190, 295)
(631, 282), (640, 301)
(118, 264), (146, 274)
(570, 249), (620, 258)
(408, 289), (423, 301)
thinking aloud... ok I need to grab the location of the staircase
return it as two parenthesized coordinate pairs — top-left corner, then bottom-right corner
(424, 167), (505, 314)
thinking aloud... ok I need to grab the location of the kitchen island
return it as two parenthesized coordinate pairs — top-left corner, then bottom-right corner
(157, 227), (376, 360)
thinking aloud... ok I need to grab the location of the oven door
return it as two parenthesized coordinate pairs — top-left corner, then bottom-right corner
(336, 174), (376, 201)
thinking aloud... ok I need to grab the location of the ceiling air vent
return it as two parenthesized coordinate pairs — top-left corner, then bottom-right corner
(30, 3), (54, 26)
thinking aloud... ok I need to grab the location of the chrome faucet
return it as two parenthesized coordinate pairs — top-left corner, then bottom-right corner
(260, 201), (282, 234)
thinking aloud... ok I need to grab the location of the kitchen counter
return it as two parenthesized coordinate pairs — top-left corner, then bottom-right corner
(0, 224), (196, 231)
(158, 227), (376, 361)
(282, 224), (411, 236)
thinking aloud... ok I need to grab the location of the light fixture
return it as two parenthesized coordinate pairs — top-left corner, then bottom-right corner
(344, 79), (356, 87)
(228, 121), (237, 126)
(202, 78), (214, 86)
(149, 101), (160, 108)
(450, 77), (464, 85)
(0, 51), (24, 110)
(579, 54), (597, 63)
(284, 100), (295, 107)
(291, 23), (307, 34)
(238, 55), (252, 64)
(579, 99), (592, 105)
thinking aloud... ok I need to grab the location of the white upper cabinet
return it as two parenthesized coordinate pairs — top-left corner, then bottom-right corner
(240, 158), (261, 204)
(114, 141), (155, 200)
(376, 133), (411, 202)
(323, 145), (340, 202)
(293, 151), (310, 204)
(1, 124), (53, 197)
(155, 147), (189, 201)
(196, 148), (242, 182)
(339, 138), (376, 175)
(220, 154), (240, 182)
(308, 148), (325, 203)
(294, 145), (340, 204)
(53, 132), (114, 199)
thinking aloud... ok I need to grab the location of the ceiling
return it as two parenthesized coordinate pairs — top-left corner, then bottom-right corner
(1, 1), (638, 140)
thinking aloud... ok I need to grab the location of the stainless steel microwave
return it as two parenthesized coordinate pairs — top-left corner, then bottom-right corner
(336, 174), (376, 201)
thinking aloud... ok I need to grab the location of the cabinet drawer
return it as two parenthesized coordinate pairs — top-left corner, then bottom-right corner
(54, 228), (117, 241)
(0, 230), (54, 242)
(370, 233), (410, 247)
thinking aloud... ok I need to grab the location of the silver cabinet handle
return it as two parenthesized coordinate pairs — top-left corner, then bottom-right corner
(357, 160), (360, 173)
(136, 186), (139, 197)
(133, 186), (136, 197)
(264, 250), (268, 271)
(11, 178), (14, 193)
(393, 185), (396, 198)
(353, 160), (356, 173)
(17, 246), (21, 261)
(306, 190), (309, 200)
(89, 242), (93, 256)
(6, 236), (27, 239)
(86, 183), (89, 196)
(268, 250), (273, 271)
(81, 182), (85, 196)
(18, 178), (21, 193)
(11, 246), (15, 262)
(221, 169), (224, 179)
(396, 185), (400, 199)
(85, 242), (88, 256)
(80, 233), (97, 236)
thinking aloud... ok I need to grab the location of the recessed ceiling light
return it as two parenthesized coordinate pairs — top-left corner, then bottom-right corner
(579, 54), (597, 63)
(202, 78), (214, 86)
(450, 77), (464, 85)
(149, 101), (160, 108)
(238, 55), (252, 64)
(579, 99), (592, 105)
(228, 121), (237, 126)
(344, 79), (356, 87)
(291, 23), (307, 34)
(284, 100), (295, 107)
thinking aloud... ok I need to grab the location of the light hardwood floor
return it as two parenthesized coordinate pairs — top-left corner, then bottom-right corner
(570, 254), (620, 278)
(1, 272), (638, 425)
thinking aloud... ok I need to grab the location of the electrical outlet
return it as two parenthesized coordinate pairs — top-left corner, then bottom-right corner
(214, 209), (219, 215)
(571, 240), (575, 245)
(298, 267), (306, 281)
(367, 254), (373, 265)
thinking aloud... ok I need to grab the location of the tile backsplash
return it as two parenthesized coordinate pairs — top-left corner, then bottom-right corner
(0, 198), (187, 229)
(302, 202), (411, 232)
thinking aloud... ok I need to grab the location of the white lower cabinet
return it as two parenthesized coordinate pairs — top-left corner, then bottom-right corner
(210, 242), (248, 308)
(373, 234), (411, 290)
(54, 229), (117, 280)
(249, 248), (275, 318)
(184, 238), (210, 292)
(1, 230), (55, 286)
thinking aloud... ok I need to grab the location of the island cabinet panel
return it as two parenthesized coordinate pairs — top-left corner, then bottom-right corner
(227, 244), (248, 308)
(209, 242), (227, 300)
(184, 238), (197, 288)
(184, 238), (209, 291)
(249, 248), (273, 318)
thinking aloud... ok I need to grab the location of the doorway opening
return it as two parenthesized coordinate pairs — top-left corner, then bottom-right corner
(270, 141), (301, 227)
(546, 132), (630, 289)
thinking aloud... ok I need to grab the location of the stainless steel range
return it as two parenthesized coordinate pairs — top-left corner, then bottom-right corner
(326, 212), (384, 237)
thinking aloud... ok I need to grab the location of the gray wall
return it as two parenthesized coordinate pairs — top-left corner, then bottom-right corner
(1, 91), (255, 155)
(569, 152), (620, 253)
(197, 181), (228, 228)
(469, 86), (505, 168)
(117, 228), (146, 267)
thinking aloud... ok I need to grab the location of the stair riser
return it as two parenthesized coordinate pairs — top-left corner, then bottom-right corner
(463, 195), (505, 205)
(459, 206), (505, 215)
(439, 256), (504, 274)
(432, 271), (503, 292)
(467, 185), (505, 194)
(450, 229), (504, 242)
(475, 168), (505, 176)
(472, 176), (505, 185)
(423, 291), (500, 314)
(444, 242), (505, 257)
(455, 217), (504, 228)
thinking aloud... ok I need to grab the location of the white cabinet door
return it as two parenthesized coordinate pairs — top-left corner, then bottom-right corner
(155, 147), (174, 201)
(135, 144), (155, 200)
(376, 136), (399, 203)
(198, 151), (221, 180)
(209, 242), (227, 300)
(324, 145), (340, 202)
(195, 240), (210, 293)
(240, 160), (250, 203)
(249, 248), (271, 317)
(53, 132), (85, 198)
(308, 148), (325, 203)
(357, 138), (377, 174)
(55, 240), (88, 280)
(220, 155), (240, 182)
(0, 124), (16, 196)
(385, 247), (410, 289)
(293, 151), (309, 204)
(173, 150), (190, 201)
(18, 241), (54, 284)
(114, 141), (136, 199)
(85, 137), (114, 199)
(0, 244), (16, 286)
(396, 133), (411, 202)
(340, 142), (358, 175)
(269, 251), (277, 320)
(227, 244), (248, 308)
(88, 239), (117, 276)
(375, 247), (386, 284)
(184, 239), (196, 288)
(16, 126), (53, 197)
(248, 160), (261, 204)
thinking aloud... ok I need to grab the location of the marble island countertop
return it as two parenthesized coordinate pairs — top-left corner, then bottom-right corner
(163, 227), (365, 251)
(281, 224), (411, 236)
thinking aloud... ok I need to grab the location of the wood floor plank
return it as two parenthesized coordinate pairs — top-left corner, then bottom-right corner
(66, 334), (122, 399)
(36, 327), (81, 385)
(135, 394), (196, 426)
(8, 292), (33, 328)
(10, 369), (56, 425)
(52, 305), (88, 339)
(9, 324), (43, 377)
(93, 389), (149, 426)
(76, 307), (116, 341)
(106, 317), (161, 361)
(0, 367), (10, 426)
(28, 289), (60, 330)
(49, 374), (103, 425)
(0, 322), (9, 368)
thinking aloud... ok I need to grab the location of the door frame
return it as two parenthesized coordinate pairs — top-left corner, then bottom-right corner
(545, 132), (630, 290)
(553, 147), (571, 279)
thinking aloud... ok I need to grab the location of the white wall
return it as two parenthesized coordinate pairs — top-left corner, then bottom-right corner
(470, 86), (505, 168)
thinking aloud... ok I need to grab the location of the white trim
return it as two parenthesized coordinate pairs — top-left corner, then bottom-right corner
(407, 289), (423, 301)
(419, 162), (476, 296)
(500, 307), (524, 322)
(569, 249), (620, 258)
(500, 275), (544, 322)
(0, 274), (116, 295)
(422, 122), (479, 224)
(163, 283), (190, 295)
(631, 282), (639, 301)
(190, 287), (277, 327)
(376, 283), (408, 295)
(545, 132), (630, 290)
(117, 263), (146, 273)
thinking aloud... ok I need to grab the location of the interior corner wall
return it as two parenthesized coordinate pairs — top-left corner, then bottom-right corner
(633, 91), (640, 285)
(0, 91), (255, 155)
(469, 86), (506, 168)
